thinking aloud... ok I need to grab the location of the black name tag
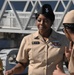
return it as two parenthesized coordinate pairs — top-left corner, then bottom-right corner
(32, 41), (40, 44)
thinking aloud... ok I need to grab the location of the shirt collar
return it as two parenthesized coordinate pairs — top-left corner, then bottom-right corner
(33, 31), (39, 39)
(33, 30), (58, 41)
(49, 30), (58, 40)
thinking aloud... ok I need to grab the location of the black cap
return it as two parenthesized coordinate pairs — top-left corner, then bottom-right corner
(35, 4), (55, 22)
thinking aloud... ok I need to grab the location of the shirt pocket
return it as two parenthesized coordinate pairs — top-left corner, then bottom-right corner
(48, 46), (63, 64)
(32, 45), (45, 62)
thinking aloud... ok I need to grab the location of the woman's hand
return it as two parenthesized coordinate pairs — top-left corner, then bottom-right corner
(5, 69), (13, 75)
(53, 65), (67, 75)
(65, 41), (73, 61)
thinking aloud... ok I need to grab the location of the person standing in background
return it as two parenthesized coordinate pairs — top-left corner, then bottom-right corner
(53, 10), (74, 75)
(0, 58), (4, 75)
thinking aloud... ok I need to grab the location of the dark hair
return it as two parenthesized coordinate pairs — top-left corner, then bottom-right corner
(35, 4), (55, 23)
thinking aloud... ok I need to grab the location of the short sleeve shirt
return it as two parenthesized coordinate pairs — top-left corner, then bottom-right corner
(68, 45), (74, 73)
(16, 30), (68, 75)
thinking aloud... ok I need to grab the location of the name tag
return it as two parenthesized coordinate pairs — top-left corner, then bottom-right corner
(32, 41), (40, 44)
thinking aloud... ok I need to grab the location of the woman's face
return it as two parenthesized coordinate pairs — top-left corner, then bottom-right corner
(64, 28), (74, 42)
(36, 14), (52, 35)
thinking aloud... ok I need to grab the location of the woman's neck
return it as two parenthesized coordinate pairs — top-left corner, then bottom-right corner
(41, 29), (52, 38)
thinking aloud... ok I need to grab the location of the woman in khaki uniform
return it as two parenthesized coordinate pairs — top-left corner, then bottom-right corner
(5, 4), (68, 75)
(0, 58), (4, 75)
(53, 10), (74, 75)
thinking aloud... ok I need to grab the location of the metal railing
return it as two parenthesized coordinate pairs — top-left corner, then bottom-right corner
(0, 0), (74, 33)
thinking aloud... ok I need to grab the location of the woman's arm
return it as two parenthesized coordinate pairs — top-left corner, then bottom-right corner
(5, 62), (28, 75)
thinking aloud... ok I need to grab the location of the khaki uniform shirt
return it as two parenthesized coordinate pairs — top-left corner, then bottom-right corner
(0, 58), (3, 71)
(0, 58), (3, 75)
(69, 45), (74, 73)
(16, 30), (68, 75)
